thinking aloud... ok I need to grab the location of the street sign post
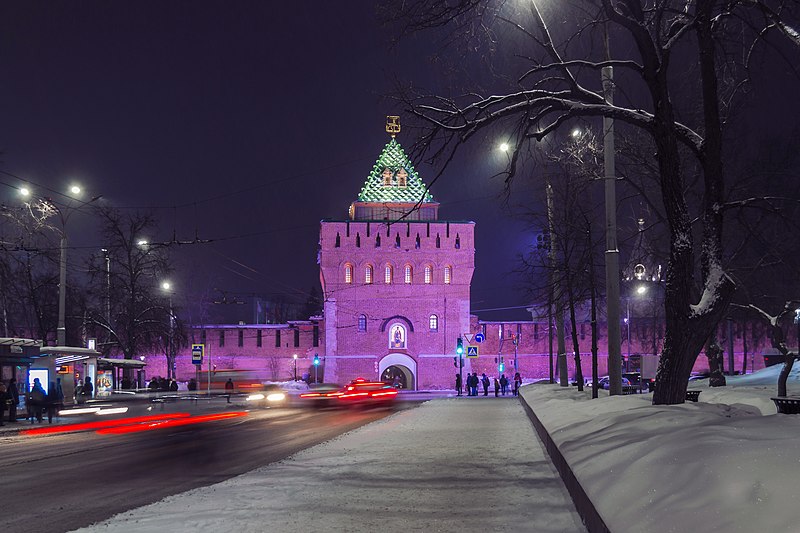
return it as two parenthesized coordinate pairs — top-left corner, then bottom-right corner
(466, 346), (479, 358)
(192, 344), (204, 365)
(474, 332), (485, 343)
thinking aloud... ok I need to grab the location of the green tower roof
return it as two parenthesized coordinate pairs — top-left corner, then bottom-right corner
(357, 138), (435, 204)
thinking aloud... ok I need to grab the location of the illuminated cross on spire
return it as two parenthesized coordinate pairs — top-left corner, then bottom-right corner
(386, 116), (400, 138)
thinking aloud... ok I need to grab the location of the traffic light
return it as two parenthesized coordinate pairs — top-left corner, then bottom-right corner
(499, 362), (505, 372)
(456, 337), (464, 356)
(313, 354), (320, 366)
(453, 357), (458, 368)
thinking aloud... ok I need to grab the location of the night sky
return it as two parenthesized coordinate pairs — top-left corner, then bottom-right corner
(1, 2), (536, 323)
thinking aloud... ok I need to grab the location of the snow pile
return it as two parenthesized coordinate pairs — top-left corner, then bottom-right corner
(523, 369), (800, 533)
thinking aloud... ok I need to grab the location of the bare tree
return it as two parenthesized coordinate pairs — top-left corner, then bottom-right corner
(385, 0), (800, 404)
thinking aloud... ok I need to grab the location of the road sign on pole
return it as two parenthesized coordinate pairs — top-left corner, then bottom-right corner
(192, 344), (204, 365)
(466, 346), (479, 358)
(474, 332), (485, 343)
(463, 333), (474, 344)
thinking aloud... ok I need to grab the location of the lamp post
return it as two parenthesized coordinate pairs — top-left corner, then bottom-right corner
(293, 354), (298, 381)
(22, 185), (100, 346)
(162, 281), (175, 380)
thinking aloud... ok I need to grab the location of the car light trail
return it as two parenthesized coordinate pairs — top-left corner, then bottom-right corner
(96, 411), (248, 435)
(22, 413), (193, 436)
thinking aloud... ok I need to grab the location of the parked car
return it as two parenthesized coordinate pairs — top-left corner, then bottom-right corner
(622, 372), (655, 392)
(587, 376), (631, 390)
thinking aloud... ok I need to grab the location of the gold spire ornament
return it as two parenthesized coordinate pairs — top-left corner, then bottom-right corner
(386, 116), (401, 138)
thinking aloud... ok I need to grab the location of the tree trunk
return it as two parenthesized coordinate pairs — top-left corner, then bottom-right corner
(567, 279), (584, 390)
(706, 339), (726, 387)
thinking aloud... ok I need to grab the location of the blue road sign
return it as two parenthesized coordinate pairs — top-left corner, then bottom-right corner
(474, 332), (485, 343)
(191, 344), (204, 365)
(466, 345), (479, 358)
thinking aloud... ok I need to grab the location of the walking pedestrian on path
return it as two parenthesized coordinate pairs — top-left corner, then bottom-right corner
(455, 373), (462, 396)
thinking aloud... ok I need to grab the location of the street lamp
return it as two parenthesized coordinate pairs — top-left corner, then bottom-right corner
(293, 354), (298, 381)
(162, 281), (175, 380)
(22, 185), (101, 346)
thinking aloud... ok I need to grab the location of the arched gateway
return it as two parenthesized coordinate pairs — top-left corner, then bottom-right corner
(379, 353), (416, 390)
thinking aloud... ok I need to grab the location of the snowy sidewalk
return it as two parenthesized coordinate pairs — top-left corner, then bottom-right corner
(74, 398), (585, 532)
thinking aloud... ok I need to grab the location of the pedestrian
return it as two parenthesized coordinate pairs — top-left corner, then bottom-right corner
(46, 381), (63, 424)
(481, 373), (490, 396)
(500, 374), (508, 396)
(82, 376), (94, 401)
(0, 381), (7, 426)
(29, 378), (46, 423)
(513, 372), (522, 396)
(169, 379), (178, 392)
(455, 373), (462, 396)
(468, 372), (476, 396)
(225, 378), (234, 403)
(494, 377), (500, 397)
(187, 378), (197, 391)
(7, 378), (19, 422)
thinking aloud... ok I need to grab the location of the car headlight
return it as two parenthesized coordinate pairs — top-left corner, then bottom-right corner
(246, 393), (265, 401)
(266, 392), (286, 402)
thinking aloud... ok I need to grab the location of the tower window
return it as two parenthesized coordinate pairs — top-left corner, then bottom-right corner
(313, 325), (319, 347)
(344, 263), (353, 284)
(356, 233), (361, 247)
(365, 265), (373, 284)
(382, 168), (392, 186)
(335, 233), (341, 248)
(257, 329), (262, 347)
(385, 264), (393, 284)
(375, 235), (381, 247)
(415, 234), (420, 249)
(294, 328), (300, 347)
(404, 264), (413, 284)
(238, 329), (244, 347)
(444, 265), (452, 284)
(358, 314), (367, 332)
(397, 169), (408, 187)
(275, 330), (281, 347)
(436, 234), (441, 248)
(429, 314), (438, 331)
(219, 330), (225, 347)
(395, 234), (401, 248)
(424, 265), (432, 284)
(455, 234), (460, 249)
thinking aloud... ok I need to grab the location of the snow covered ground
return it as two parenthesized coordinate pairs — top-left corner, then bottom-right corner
(523, 365), (800, 532)
(73, 398), (586, 533)
(72, 364), (800, 533)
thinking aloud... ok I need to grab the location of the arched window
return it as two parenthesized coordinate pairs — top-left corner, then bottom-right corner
(358, 314), (367, 332)
(382, 168), (392, 186)
(395, 234), (401, 248)
(344, 263), (353, 284)
(404, 264), (413, 284)
(415, 234), (420, 249)
(443, 265), (452, 284)
(397, 168), (408, 187)
(429, 314), (438, 331)
(424, 265), (432, 284)
(384, 264), (393, 284)
(365, 265), (373, 284)
(436, 234), (441, 248)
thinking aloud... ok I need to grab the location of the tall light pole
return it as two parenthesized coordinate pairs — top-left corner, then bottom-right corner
(24, 185), (100, 346)
(602, 22), (623, 396)
(293, 354), (298, 381)
(162, 281), (175, 380)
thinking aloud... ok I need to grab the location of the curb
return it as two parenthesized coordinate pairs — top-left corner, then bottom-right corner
(518, 393), (610, 533)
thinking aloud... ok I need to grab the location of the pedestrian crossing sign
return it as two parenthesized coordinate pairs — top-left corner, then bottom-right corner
(466, 346), (479, 358)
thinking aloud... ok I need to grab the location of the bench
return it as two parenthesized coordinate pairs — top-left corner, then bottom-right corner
(771, 397), (800, 414)
(685, 390), (701, 402)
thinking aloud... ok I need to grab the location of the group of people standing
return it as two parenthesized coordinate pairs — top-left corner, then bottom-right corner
(0, 377), (69, 425)
(456, 372), (522, 397)
(0, 378), (20, 425)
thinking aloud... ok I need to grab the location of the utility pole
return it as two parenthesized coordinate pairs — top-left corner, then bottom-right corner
(603, 32), (622, 395)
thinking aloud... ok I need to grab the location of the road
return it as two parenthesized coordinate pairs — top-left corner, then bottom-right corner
(3, 402), (415, 533)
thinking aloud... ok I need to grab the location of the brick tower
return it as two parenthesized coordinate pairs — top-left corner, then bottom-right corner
(318, 117), (475, 390)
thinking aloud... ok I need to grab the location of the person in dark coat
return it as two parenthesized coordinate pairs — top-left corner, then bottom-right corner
(513, 372), (522, 396)
(494, 377), (500, 397)
(455, 373), (462, 396)
(82, 376), (94, 400)
(481, 373), (490, 396)
(46, 381), (63, 424)
(500, 374), (509, 396)
(470, 372), (479, 396)
(169, 379), (178, 392)
(7, 378), (19, 422)
(29, 378), (46, 423)
(225, 378), (234, 403)
(0, 381), (7, 426)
